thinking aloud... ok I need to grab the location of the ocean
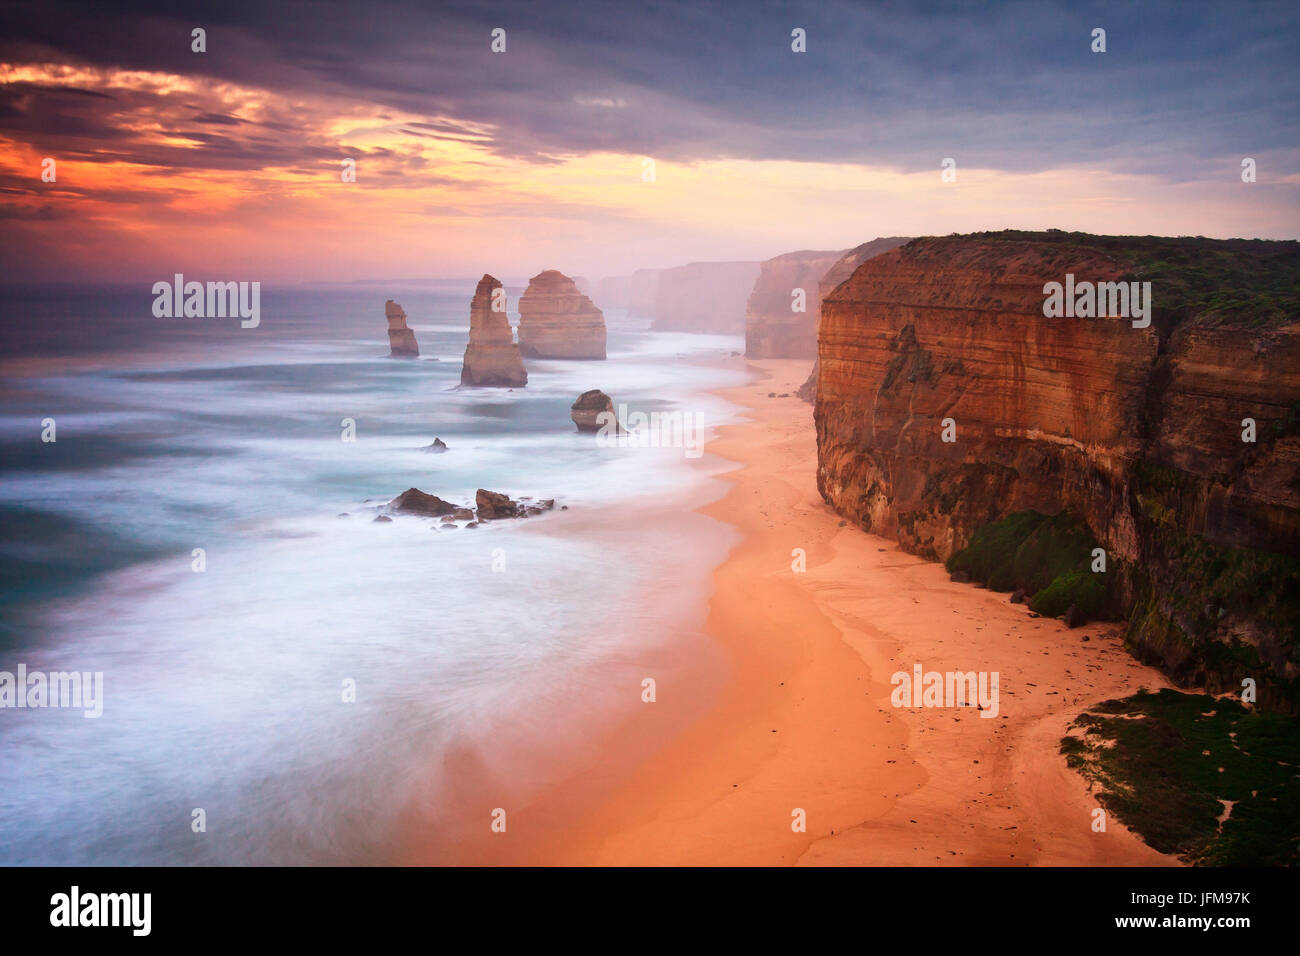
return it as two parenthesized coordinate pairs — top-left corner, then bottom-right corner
(0, 283), (746, 864)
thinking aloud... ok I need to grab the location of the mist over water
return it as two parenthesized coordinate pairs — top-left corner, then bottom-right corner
(0, 284), (747, 864)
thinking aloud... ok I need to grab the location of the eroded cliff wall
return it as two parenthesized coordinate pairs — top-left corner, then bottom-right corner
(653, 261), (760, 333)
(744, 249), (844, 358)
(815, 232), (1300, 709)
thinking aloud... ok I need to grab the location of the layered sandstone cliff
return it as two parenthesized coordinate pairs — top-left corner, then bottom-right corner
(744, 249), (844, 358)
(518, 270), (607, 360)
(460, 274), (527, 387)
(652, 261), (760, 333)
(385, 300), (419, 357)
(815, 232), (1300, 710)
(797, 237), (912, 398)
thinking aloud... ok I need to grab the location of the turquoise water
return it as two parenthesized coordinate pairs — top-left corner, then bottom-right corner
(0, 284), (746, 863)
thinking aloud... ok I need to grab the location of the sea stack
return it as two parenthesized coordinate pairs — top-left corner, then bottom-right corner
(460, 275), (528, 387)
(517, 270), (607, 359)
(385, 300), (419, 357)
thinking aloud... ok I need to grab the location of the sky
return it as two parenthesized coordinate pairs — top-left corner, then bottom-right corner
(0, 0), (1297, 284)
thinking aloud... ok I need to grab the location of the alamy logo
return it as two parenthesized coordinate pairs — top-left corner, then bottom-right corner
(1042, 274), (1151, 328)
(890, 664), (999, 718)
(50, 886), (150, 936)
(0, 665), (103, 718)
(595, 406), (704, 459)
(152, 274), (261, 328)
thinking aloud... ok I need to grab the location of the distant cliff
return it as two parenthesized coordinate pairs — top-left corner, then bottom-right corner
(744, 249), (844, 358)
(653, 261), (760, 334)
(815, 231), (1300, 710)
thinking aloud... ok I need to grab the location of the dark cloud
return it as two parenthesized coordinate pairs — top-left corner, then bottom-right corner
(0, 0), (1295, 180)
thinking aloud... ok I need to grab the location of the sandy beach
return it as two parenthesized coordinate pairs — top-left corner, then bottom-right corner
(507, 358), (1180, 866)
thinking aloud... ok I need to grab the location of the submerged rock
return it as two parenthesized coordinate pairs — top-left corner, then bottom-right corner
(423, 437), (449, 453)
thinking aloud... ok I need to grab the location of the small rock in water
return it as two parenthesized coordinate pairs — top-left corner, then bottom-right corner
(373, 515), (393, 523)
(390, 487), (457, 516)
(476, 488), (556, 520)
(423, 438), (449, 453)
(571, 389), (621, 433)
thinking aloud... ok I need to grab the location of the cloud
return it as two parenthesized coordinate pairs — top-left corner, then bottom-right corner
(0, 0), (1295, 179)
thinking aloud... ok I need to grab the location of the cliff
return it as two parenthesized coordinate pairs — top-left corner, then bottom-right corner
(518, 270), (607, 360)
(744, 249), (844, 358)
(815, 231), (1300, 710)
(385, 300), (419, 357)
(460, 274), (528, 387)
(796, 237), (912, 398)
(652, 261), (760, 333)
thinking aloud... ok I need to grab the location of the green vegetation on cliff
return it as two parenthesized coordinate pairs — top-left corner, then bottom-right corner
(942, 230), (1300, 330)
(1061, 689), (1300, 865)
(944, 509), (1118, 623)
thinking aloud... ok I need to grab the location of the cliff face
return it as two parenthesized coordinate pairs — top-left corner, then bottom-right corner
(652, 261), (760, 333)
(780, 237), (913, 392)
(385, 300), (419, 357)
(744, 250), (844, 358)
(460, 274), (528, 387)
(518, 270), (607, 360)
(815, 233), (1300, 710)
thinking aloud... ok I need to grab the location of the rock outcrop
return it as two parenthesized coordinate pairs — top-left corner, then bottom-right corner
(571, 389), (618, 433)
(517, 270), (607, 359)
(652, 261), (760, 334)
(385, 300), (419, 357)
(389, 487), (456, 516)
(744, 250), (845, 358)
(461, 274), (528, 387)
(475, 489), (555, 519)
(814, 231), (1300, 711)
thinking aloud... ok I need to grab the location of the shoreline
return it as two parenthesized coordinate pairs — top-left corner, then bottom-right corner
(520, 358), (1180, 865)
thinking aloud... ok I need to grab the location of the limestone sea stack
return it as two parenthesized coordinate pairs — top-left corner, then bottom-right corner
(517, 270), (607, 359)
(460, 274), (528, 387)
(385, 300), (419, 357)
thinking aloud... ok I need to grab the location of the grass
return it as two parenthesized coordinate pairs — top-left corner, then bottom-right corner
(1061, 688), (1300, 865)
(918, 230), (1300, 332)
(945, 509), (1117, 623)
